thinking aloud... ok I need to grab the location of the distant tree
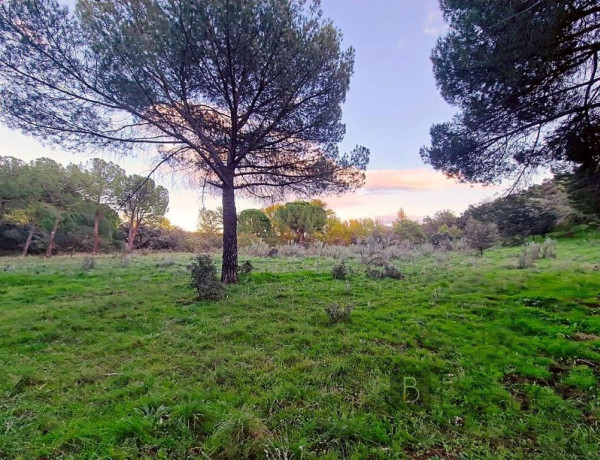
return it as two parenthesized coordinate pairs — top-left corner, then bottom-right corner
(33, 158), (80, 257)
(396, 208), (408, 221)
(274, 201), (327, 244)
(2, 158), (72, 256)
(0, 156), (29, 221)
(462, 193), (557, 242)
(120, 176), (169, 251)
(464, 218), (500, 256)
(421, 1), (600, 191)
(320, 214), (351, 245)
(197, 208), (223, 236)
(0, 0), (369, 282)
(393, 218), (427, 245)
(423, 210), (458, 237)
(72, 159), (125, 254)
(238, 209), (271, 238)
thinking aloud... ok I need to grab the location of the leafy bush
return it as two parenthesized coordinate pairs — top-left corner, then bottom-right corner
(332, 261), (353, 280)
(81, 256), (96, 271)
(187, 255), (224, 301)
(325, 303), (355, 323)
(365, 264), (404, 280)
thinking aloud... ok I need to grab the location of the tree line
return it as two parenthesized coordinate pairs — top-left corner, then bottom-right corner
(0, 156), (168, 256)
(195, 173), (598, 252)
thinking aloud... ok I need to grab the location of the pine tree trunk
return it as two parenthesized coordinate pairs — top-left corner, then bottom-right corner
(92, 212), (100, 255)
(221, 184), (238, 284)
(22, 224), (35, 257)
(45, 214), (61, 258)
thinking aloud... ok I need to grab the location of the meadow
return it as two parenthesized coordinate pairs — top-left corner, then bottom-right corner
(1, 236), (600, 459)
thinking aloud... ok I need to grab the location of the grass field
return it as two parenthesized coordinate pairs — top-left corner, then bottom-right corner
(1, 237), (600, 459)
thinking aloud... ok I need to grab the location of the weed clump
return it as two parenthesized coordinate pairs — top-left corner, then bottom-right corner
(325, 303), (355, 323)
(81, 257), (96, 271)
(332, 261), (353, 280)
(188, 255), (224, 301)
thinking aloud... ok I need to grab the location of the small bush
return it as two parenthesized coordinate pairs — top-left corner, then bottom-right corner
(365, 264), (404, 280)
(242, 241), (270, 257)
(267, 247), (279, 257)
(81, 257), (96, 271)
(277, 244), (306, 257)
(325, 303), (355, 323)
(526, 242), (541, 260)
(541, 238), (557, 258)
(157, 255), (177, 268)
(239, 260), (254, 277)
(188, 255), (224, 301)
(518, 247), (536, 269)
(332, 261), (353, 280)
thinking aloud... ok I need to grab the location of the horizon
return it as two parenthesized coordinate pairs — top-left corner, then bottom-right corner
(0, 0), (517, 231)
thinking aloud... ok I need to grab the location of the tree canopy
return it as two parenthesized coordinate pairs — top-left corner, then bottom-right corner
(421, 1), (600, 187)
(238, 209), (272, 238)
(121, 176), (169, 250)
(273, 201), (327, 244)
(0, 0), (369, 282)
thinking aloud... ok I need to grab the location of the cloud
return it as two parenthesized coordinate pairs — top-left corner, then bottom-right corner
(363, 169), (490, 193)
(396, 38), (409, 51)
(423, 4), (447, 37)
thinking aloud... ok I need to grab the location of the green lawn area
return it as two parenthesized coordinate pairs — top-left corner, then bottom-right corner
(1, 238), (599, 459)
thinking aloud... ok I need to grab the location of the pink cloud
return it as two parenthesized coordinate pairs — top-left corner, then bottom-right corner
(363, 169), (491, 193)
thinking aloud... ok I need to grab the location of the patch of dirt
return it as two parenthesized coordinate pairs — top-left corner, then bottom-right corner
(583, 302), (600, 309)
(571, 332), (600, 341)
(502, 360), (596, 405)
(406, 446), (458, 460)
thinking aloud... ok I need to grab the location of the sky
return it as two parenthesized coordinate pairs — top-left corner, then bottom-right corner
(0, 0), (505, 231)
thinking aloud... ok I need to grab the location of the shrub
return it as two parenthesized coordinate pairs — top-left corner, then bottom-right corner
(464, 218), (500, 255)
(365, 264), (404, 280)
(267, 247), (279, 257)
(156, 255), (177, 268)
(239, 260), (254, 277)
(325, 303), (355, 323)
(518, 244), (540, 269)
(277, 244), (306, 257)
(526, 242), (541, 260)
(332, 261), (353, 280)
(81, 256), (96, 271)
(518, 251), (535, 269)
(241, 241), (270, 257)
(541, 238), (557, 258)
(188, 255), (224, 301)
(415, 242), (435, 257)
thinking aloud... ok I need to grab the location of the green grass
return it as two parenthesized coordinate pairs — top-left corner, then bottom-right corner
(1, 238), (599, 459)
